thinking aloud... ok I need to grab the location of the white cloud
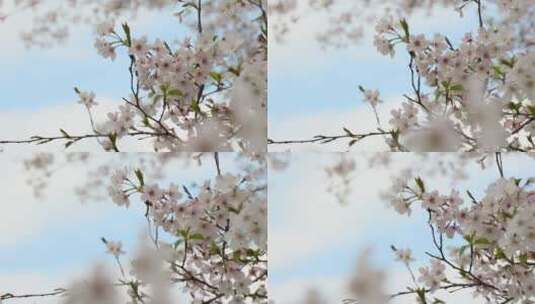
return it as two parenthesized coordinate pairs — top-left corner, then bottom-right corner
(269, 153), (412, 271)
(0, 153), (111, 247)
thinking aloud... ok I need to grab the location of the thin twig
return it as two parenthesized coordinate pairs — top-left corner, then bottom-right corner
(1, 289), (67, 301)
(214, 152), (222, 176)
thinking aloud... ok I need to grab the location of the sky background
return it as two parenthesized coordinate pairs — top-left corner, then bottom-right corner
(0, 3), (186, 152)
(0, 152), (240, 303)
(1, 1), (482, 153)
(269, 153), (535, 303)
(4, 151), (531, 304)
(268, 3), (481, 151)
(0, 0), (484, 151)
(0, 2), (525, 304)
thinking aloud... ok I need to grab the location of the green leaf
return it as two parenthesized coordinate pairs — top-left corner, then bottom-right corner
(209, 241), (219, 255)
(228, 66), (241, 76)
(492, 65), (504, 77)
(168, 89), (182, 97)
(60, 129), (71, 138)
(474, 237), (491, 246)
(400, 19), (410, 40)
(415, 177), (425, 193)
(122, 22), (132, 47)
(178, 229), (189, 239)
(495, 247), (506, 259)
(416, 288), (426, 303)
(209, 72), (222, 83)
(519, 253), (528, 265)
(109, 133), (118, 150)
(499, 58), (515, 68)
(189, 233), (205, 241)
(232, 250), (241, 261)
(464, 233), (475, 245)
(450, 84), (464, 92)
(246, 249), (258, 257)
(343, 127), (354, 137)
(190, 100), (200, 113)
(135, 169), (145, 187)
(227, 206), (240, 214)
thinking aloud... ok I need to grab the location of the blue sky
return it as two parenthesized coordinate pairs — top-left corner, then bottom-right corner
(0, 2), (522, 303)
(0, 206), (143, 275)
(0, 1), (480, 152)
(0, 153), (238, 303)
(0, 6), (184, 111)
(0, 5), (191, 152)
(269, 153), (535, 303)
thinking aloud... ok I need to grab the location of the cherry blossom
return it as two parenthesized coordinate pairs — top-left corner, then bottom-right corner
(269, 1), (535, 152)
(2, 152), (267, 304)
(0, 0), (267, 152)
(346, 153), (535, 304)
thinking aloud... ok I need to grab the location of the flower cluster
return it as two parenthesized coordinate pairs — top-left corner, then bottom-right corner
(92, 15), (266, 151)
(324, 155), (356, 205)
(0, 0), (267, 152)
(3, 0), (172, 48)
(372, 8), (534, 150)
(23, 152), (91, 198)
(9, 153), (267, 303)
(269, 0), (462, 48)
(347, 249), (388, 304)
(104, 166), (267, 303)
(380, 161), (535, 303)
(269, 0), (535, 153)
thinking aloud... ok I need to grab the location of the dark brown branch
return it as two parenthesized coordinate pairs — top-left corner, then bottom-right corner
(512, 117), (535, 135)
(268, 131), (393, 146)
(475, 0), (484, 28)
(495, 152), (504, 178)
(1, 289), (66, 301)
(197, 0), (203, 33)
(0, 131), (171, 148)
(214, 152), (222, 176)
